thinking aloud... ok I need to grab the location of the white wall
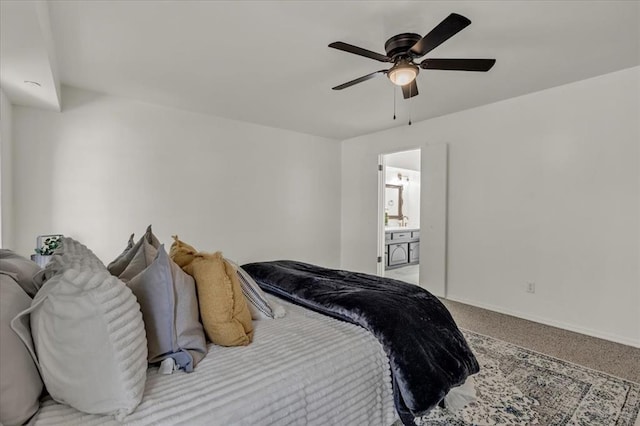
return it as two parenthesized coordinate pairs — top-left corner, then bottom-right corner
(12, 86), (341, 267)
(0, 88), (13, 248)
(342, 67), (640, 347)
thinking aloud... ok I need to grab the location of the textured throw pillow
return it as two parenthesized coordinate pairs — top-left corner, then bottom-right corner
(168, 236), (198, 268)
(170, 236), (253, 347)
(0, 274), (43, 426)
(33, 237), (105, 286)
(108, 225), (160, 277)
(48, 237), (104, 268)
(12, 268), (147, 420)
(0, 249), (42, 297)
(127, 245), (206, 372)
(227, 259), (286, 320)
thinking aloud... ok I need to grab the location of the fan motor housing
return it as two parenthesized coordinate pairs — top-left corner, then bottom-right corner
(384, 33), (422, 59)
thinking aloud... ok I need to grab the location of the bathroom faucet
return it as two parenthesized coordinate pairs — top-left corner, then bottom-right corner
(401, 216), (409, 227)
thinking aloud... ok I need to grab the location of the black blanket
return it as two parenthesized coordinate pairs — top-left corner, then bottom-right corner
(242, 260), (479, 424)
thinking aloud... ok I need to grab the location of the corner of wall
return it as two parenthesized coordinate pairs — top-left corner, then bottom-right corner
(0, 88), (14, 248)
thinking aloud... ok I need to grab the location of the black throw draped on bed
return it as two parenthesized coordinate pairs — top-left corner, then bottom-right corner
(242, 260), (479, 425)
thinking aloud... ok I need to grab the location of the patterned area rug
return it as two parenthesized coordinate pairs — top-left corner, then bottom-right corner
(415, 330), (640, 426)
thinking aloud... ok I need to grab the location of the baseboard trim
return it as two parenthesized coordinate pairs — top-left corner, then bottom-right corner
(444, 295), (640, 349)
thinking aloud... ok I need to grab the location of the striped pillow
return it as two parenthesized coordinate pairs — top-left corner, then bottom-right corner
(229, 260), (285, 320)
(13, 268), (147, 421)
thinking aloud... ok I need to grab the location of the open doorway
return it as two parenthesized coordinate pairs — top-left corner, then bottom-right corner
(377, 145), (448, 296)
(378, 149), (421, 285)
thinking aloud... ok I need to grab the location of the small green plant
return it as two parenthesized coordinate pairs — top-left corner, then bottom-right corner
(35, 235), (62, 256)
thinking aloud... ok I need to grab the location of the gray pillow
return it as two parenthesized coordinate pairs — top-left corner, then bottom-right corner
(0, 249), (42, 297)
(108, 226), (160, 276)
(0, 274), (43, 425)
(127, 245), (206, 372)
(106, 233), (135, 276)
(118, 239), (157, 283)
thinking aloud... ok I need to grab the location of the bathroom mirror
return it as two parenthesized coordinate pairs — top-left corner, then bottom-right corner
(385, 184), (403, 219)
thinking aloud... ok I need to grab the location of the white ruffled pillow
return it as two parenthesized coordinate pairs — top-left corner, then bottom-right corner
(13, 260), (147, 420)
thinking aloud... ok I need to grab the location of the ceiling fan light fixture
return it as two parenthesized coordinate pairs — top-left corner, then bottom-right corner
(329, 13), (495, 98)
(388, 62), (418, 86)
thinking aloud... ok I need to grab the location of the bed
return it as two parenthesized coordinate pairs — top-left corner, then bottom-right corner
(1, 235), (477, 426)
(29, 297), (398, 425)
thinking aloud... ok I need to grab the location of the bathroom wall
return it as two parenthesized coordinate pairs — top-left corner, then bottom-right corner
(385, 166), (420, 229)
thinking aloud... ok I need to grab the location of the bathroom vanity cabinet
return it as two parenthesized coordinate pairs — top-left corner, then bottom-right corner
(384, 228), (420, 269)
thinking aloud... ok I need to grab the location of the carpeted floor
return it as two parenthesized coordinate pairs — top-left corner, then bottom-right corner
(416, 330), (640, 425)
(379, 279), (639, 425)
(386, 275), (638, 384)
(440, 299), (640, 384)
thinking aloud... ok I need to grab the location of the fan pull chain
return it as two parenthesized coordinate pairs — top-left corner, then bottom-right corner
(408, 85), (412, 125)
(393, 87), (396, 120)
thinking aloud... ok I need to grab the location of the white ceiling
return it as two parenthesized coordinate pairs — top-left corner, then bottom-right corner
(0, 0), (61, 111)
(2, 1), (639, 140)
(386, 149), (421, 172)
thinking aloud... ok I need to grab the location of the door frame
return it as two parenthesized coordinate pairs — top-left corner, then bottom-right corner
(377, 144), (448, 297)
(376, 154), (387, 277)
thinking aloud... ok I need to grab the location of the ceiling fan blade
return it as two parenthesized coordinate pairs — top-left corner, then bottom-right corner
(420, 58), (496, 71)
(332, 70), (388, 90)
(329, 41), (392, 63)
(401, 80), (419, 99)
(409, 13), (471, 57)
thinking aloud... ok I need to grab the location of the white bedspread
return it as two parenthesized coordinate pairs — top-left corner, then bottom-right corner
(30, 298), (398, 426)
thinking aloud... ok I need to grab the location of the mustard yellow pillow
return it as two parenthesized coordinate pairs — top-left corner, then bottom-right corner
(170, 236), (253, 347)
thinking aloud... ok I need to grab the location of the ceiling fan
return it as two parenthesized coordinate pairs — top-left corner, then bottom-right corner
(329, 13), (496, 99)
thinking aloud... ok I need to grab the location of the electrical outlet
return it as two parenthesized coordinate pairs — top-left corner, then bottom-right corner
(526, 282), (536, 294)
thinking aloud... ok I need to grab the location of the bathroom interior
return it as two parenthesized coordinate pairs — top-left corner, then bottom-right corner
(383, 149), (421, 285)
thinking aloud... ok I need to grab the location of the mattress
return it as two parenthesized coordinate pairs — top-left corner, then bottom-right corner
(30, 298), (398, 426)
